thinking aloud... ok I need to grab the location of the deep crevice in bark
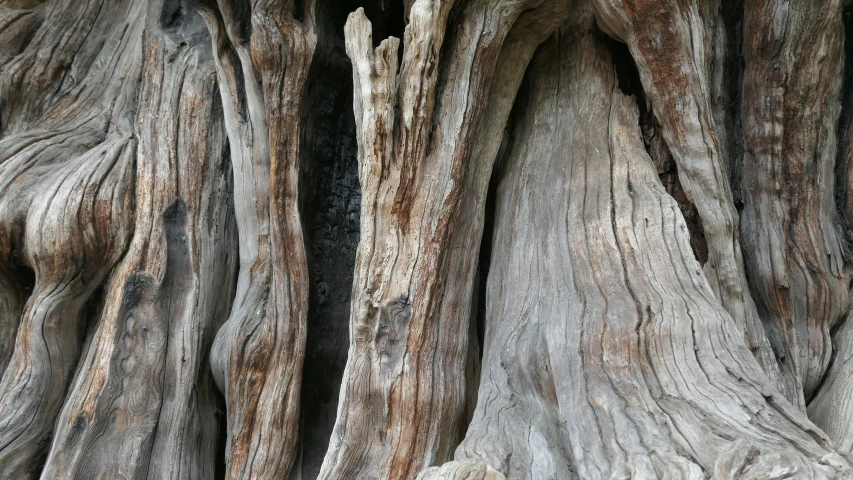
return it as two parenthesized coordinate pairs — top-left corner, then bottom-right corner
(474, 145), (508, 366)
(365, 0), (404, 48)
(835, 5), (853, 258)
(656, 153), (710, 266)
(214, 388), (227, 480)
(606, 34), (709, 267)
(297, 1), (363, 478)
(76, 280), (105, 359)
(721, 0), (746, 212)
(474, 80), (528, 367)
(6, 250), (34, 300)
(474, 181), (495, 365)
(606, 32), (645, 105)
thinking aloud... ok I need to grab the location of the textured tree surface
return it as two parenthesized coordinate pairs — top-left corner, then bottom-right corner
(3, 0), (853, 479)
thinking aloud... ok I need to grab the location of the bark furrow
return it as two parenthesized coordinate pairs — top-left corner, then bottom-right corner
(426, 9), (852, 479)
(39, 2), (237, 477)
(189, 0), (316, 476)
(321, 2), (568, 477)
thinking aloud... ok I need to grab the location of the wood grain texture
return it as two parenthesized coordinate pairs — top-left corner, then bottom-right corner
(740, 0), (851, 413)
(38, 2), (237, 478)
(592, 0), (789, 405)
(2, 1), (853, 478)
(319, 2), (568, 478)
(0, 0), (143, 475)
(427, 12), (853, 478)
(189, 0), (316, 477)
(812, 67), (853, 451)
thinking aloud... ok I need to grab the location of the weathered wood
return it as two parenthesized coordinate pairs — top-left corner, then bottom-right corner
(427, 12), (852, 478)
(189, 0), (316, 477)
(740, 0), (853, 454)
(37, 2), (237, 478)
(319, 2), (568, 478)
(0, 0), (144, 475)
(592, 0), (790, 405)
(2, 1), (853, 478)
(740, 0), (850, 412)
(812, 55), (853, 449)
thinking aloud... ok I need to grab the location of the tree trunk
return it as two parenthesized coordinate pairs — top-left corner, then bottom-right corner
(2, 0), (853, 479)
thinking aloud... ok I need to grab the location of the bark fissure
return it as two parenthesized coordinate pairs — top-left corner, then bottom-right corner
(425, 6), (853, 478)
(741, 0), (851, 418)
(297, 2), (368, 477)
(721, 0), (746, 211)
(3, 0), (853, 478)
(607, 35), (711, 268)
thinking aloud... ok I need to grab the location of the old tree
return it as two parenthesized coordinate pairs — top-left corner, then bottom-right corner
(4, 0), (853, 478)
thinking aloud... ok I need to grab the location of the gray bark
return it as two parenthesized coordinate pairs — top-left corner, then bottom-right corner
(426, 5), (851, 478)
(2, 0), (853, 479)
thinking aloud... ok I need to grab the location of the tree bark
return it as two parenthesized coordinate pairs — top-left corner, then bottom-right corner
(2, 0), (853, 479)
(188, 0), (316, 477)
(0, 1), (142, 474)
(593, 0), (790, 403)
(426, 6), (851, 478)
(318, 2), (570, 478)
(40, 3), (237, 477)
(740, 0), (849, 412)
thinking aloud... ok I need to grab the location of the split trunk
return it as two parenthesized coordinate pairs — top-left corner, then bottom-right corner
(2, 0), (853, 479)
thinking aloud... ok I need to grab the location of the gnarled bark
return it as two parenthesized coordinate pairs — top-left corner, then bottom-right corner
(189, 0), (316, 477)
(2, 0), (853, 479)
(319, 2), (568, 478)
(427, 11), (852, 478)
(39, 2), (237, 477)
(740, 0), (850, 414)
(0, 0), (143, 474)
(592, 0), (789, 404)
